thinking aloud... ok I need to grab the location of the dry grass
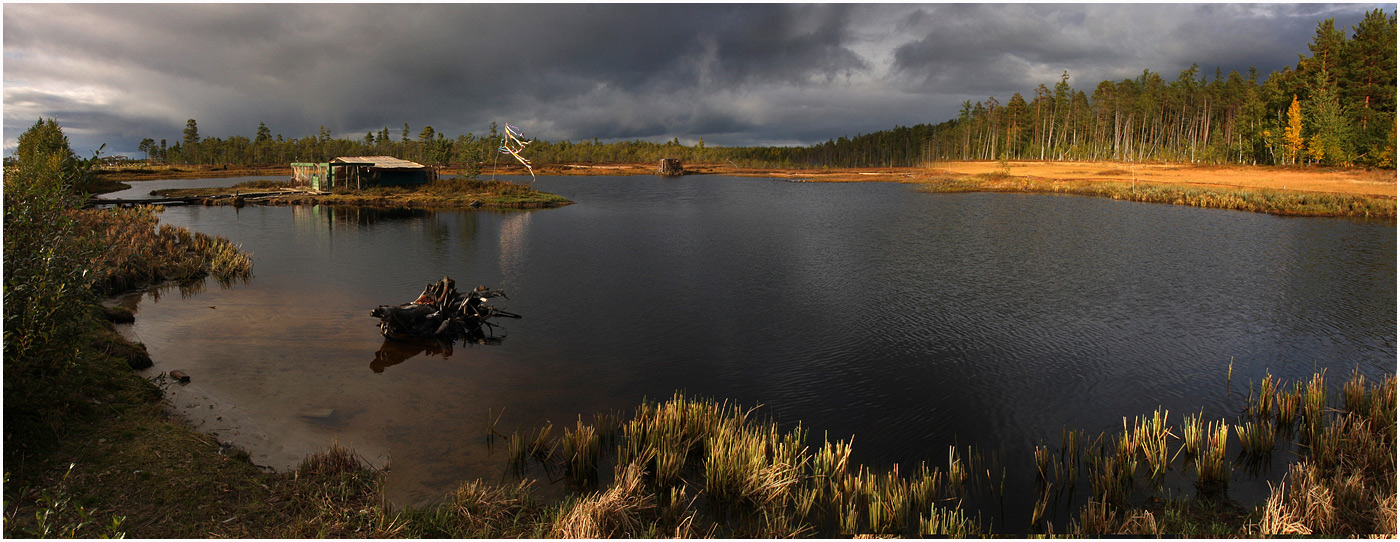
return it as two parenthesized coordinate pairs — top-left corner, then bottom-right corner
(493, 392), (983, 537)
(550, 461), (656, 538)
(918, 172), (1395, 218)
(926, 160), (1397, 197)
(73, 205), (252, 294)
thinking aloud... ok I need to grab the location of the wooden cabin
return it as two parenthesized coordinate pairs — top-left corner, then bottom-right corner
(291, 156), (436, 190)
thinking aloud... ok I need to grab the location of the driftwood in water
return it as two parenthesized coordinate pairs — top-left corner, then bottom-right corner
(370, 276), (520, 341)
(658, 158), (684, 176)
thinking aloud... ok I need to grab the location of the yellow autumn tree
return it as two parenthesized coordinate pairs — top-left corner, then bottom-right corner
(1284, 94), (1306, 165)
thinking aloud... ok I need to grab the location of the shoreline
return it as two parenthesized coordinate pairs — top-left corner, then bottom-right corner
(9, 168), (1396, 536)
(97, 160), (1396, 218)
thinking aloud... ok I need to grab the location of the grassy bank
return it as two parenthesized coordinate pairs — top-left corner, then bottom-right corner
(150, 178), (573, 209)
(920, 172), (1396, 219)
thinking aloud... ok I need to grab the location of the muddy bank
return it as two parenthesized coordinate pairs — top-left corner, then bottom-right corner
(104, 291), (390, 473)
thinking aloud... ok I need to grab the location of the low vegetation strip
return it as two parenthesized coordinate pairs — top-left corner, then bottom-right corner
(151, 178), (573, 209)
(920, 172), (1396, 218)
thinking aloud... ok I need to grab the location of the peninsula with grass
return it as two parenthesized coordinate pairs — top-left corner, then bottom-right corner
(144, 178), (572, 209)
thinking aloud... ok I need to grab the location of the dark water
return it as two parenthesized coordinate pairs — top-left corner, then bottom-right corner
(117, 175), (1396, 529)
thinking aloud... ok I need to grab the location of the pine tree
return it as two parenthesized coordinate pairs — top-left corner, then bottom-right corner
(183, 119), (200, 164)
(1301, 19), (1347, 89)
(1341, 9), (1397, 166)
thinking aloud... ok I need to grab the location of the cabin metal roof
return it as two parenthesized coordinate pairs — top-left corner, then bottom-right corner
(330, 156), (426, 169)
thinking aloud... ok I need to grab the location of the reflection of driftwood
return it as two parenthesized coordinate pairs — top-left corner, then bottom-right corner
(370, 276), (520, 341)
(368, 326), (502, 373)
(657, 158), (684, 176)
(371, 338), (451, 373)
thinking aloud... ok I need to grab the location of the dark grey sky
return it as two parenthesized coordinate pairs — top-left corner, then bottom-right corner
(2, 3), (1387, 156)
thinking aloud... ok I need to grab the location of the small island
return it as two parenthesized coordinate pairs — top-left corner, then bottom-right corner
(149, 178), (572, 209)
(110, 155), (572, 209)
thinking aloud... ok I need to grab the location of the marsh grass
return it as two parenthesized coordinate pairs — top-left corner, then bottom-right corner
(1196, 419), (1233, 497)
(560, 418), (600, 486)
(1301, 371), (1329, 445)
(487, 393), (989, 537)
(920, 174), (1396, 218)
(1223, 370), (1392, 536)
(15, 357), (1393, 538)
(1235, 419), (1278, 459)
(1251, 372), (1277, 421)
(1181, 411), (1206, 460)
(74, 206), (253, 293)
(1276, 383), (1303, 432)
(1131, 408), (1173, 482)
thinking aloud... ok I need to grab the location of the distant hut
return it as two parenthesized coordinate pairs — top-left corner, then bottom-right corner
(291, 156), (436, 190)
(657, 158), (684, 176)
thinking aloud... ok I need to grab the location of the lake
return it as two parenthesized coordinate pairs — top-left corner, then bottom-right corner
(111, 175), (1396, 529)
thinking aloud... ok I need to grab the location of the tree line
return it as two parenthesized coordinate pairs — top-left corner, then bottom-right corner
(140, 10), (1394, 171)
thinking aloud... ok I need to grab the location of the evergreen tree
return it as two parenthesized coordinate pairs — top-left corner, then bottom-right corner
(182, 119), (200, 164)
(1341, 9), (1397, 165)
(182, 119), (199, 146)
(1304, 70), (1352, 165)
(1301, 19), (1347, 88)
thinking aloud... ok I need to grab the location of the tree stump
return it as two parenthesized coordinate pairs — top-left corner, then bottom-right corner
(657, 158), (684, 176)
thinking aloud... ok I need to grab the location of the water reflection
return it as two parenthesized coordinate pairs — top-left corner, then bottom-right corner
(292, 205), (431, 229)
(498, 211), (533, 288)
(369, 325), (506, 373)
(126, 177), (1395, 524)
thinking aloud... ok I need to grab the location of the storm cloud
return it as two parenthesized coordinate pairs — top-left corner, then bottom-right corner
(2, 3), (1386, 156)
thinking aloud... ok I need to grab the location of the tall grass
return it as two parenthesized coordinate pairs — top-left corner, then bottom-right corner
(496, 392), (983, 537)
(74, 206), (253, 293)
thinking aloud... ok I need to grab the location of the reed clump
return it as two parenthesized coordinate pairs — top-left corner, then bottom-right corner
(1047, 368), (1393, 536)
(497, 392), (981, 537)
(1195, 419), (1233, 497)
(73, 206), (253, 293)
(560, 418), (600, 486)
(1235, 419), (1277, 459)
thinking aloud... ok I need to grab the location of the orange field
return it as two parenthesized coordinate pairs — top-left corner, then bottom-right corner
(710, 160), (1396, 198)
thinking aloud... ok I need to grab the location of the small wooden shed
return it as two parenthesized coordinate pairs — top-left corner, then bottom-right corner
(291, 156), (436, 190)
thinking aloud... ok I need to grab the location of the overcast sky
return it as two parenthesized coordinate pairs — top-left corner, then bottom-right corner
(2, 3), (1389, 157)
